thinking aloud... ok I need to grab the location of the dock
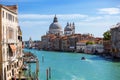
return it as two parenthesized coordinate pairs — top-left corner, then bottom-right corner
(22, 52), (39, 80)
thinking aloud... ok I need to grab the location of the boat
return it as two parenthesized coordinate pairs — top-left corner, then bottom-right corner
(26, 58), (38, 63)
(81, 57), (86, 60)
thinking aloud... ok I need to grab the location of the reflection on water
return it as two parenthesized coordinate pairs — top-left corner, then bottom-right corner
(24, 49), (120, 80)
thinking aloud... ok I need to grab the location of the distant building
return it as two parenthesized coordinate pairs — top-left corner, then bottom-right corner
(0, 4), (23, 80)
(76, 40), (87, 52)
(94, 37), (103, 44)
(41, 15), (97, 52)
(84, 44), (104, 54)
(53, 36), (62, 51)
(48, 15), (75, 36)
(33, 40), (42, 50)
(103, 40), (111, 53)
(61, 36), (69, 51)
(23, 37), (33, 49)
(28, 37), (33, 48)
(111, 23), (120, 58)
(41, 34), (56, 50)
(68, 35), (78, 51)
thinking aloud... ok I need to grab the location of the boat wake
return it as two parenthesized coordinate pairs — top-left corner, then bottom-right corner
(72, 75), (85, 80)
(81, 59), (93, 63)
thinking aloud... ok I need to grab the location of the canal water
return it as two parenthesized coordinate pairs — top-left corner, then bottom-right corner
(24, 49), (120, 80)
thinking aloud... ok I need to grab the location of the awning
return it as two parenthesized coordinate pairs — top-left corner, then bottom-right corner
(10, 45), (16, 53)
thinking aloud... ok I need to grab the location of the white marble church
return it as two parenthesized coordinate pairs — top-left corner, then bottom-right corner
(48, 15), (75, 36)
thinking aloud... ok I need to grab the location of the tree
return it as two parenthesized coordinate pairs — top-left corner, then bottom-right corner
(103, 30), (111, 40)
(86, 41), (94, 45)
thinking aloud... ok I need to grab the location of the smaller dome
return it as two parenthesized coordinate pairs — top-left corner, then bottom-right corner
(64, 22), (73, 31)
(64, 27), (73, 31)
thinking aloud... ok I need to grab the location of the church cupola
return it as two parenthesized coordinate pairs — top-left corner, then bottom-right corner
(53, 15), (58, 22)
(49, 15), (63, 35)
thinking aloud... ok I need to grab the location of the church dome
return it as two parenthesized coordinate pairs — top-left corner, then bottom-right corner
(49, 22), (62, 30)
(64, 22), (72, 31)
(49, 15), (62, 30)
(64, 27), (72, 31)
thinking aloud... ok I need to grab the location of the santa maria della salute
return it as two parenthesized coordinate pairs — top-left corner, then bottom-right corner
(41, 15), (94, 51)
(41, 15), (95, 51)
(48, 15), (75, 36)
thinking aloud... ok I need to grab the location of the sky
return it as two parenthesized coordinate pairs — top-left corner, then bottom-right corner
(0, 0), (120, 41)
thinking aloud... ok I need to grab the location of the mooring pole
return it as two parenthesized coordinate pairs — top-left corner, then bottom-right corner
(46, 69), (49, 80)
(49, 67), (51, 79)
(42, 56), (44, 63)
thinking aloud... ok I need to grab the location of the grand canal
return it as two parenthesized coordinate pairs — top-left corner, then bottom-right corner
(24, 49), (120, 80)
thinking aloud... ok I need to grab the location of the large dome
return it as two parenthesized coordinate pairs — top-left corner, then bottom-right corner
(49, 15), (62, 30)
(49, 22), (62, 30)
(49, 15), (63, 35)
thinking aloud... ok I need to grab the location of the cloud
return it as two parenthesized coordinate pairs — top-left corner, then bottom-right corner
(19, 14), (120, 25)
(83, 16), (103, 22)
(19, 14), (88, 20)
(19, 14), (53, 20)
(98, 8), (120, 15)
(19, 21), (49, 27)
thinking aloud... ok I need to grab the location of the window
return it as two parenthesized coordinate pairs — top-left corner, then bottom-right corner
(17, 62), (19, 67)
(2, 11), (4, 18)
(8, 13), (12, 21)
(14, 63), (17, 68)
(7, 65), (9, 71)
(15, 17), (18, 22)
(13, 16), (14, 22)
(18, 36), (22, 41)
(8, 27), (14, 39)
(8, 45), (13, 57)
(6, 13), (7, 19)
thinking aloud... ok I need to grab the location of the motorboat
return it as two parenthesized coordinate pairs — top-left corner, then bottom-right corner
(81, 57), (86, 60)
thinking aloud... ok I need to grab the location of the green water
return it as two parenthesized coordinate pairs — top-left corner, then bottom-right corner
(24, 49), (120, 80)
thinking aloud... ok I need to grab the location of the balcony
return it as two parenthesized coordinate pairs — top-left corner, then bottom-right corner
(8, 55), (17, 64)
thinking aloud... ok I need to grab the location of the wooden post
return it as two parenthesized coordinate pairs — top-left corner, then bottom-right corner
(49, 67), (51, 79)
(42, 56), (44, 63)
(36, 60), (39, 80)
(46, 69), (48, 80)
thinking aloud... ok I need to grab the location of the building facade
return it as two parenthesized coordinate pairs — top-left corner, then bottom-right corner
(84, 44), (104, 54)
(76, 40), (87, 53)
(0, 4), (23, 80)
(41, 15), (97, 52)
(68, 35), (78, 51)
(53, 36), (62, 51)
(61, 36), (69, 51)
(111, 23), (120, 58)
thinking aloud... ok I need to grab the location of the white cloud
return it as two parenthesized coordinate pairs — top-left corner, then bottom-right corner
(83, 16), (103, 22)
(19, 14), (53, 20)
(19, 21), (49, 27)
(19, 14), (88, 20)
(98, 8), (120, 15)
